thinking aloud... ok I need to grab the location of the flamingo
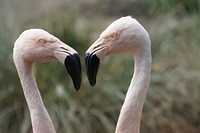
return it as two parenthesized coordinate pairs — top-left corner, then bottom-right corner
(85, 16), (151, 133)
(13, 29), (81, 133)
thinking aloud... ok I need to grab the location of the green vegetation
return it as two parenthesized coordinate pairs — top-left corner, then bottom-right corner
(0, 0), (200, 133)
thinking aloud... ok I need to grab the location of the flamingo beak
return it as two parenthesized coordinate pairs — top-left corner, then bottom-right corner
(64, 53), (82, 90)
(85, 53), (100, 86)
(54, 46), (82, 91)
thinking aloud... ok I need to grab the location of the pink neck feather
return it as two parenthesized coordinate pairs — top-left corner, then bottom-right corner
(15, 59), (56, 133)
(115, 47), (151, 133)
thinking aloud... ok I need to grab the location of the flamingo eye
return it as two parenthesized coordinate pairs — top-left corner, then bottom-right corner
(39, 39), (47, 44)
(110, 32), (118, 38)
(104, 32), (119, 42)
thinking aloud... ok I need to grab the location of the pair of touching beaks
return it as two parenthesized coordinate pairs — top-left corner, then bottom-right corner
(66, 49), (100, 91)
(60, 16), (138, 91)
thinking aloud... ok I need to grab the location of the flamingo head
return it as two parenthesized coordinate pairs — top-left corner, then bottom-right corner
(13, 29), (81, 90)
(85, 16), (150, 86)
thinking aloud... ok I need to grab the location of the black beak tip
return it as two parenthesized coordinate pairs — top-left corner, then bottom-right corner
(85, 53), (100, 87)
(74, 84), (80, 91)
(90, 80), (96, 87)
(65, 53), (82, 91)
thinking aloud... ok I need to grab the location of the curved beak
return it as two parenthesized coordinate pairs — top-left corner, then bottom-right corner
(85, 53), (100, 86)
(54, 44), (82, 91)
(65, 53), (82, 90)
(85, 37), (108, 86)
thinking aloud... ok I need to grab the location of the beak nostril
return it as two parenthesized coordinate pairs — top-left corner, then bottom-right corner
(93, 44), (101, 50)
(56, 47), (70, 54)
(60, 46), (69, 51)
(91, 45), (107, 56)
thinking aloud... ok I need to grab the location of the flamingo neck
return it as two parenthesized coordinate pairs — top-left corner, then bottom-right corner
(15, 59), (56, 133)
(115, 47), (151, 133)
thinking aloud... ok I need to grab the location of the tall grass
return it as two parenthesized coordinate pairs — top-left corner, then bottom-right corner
(0, 0), (200, 133)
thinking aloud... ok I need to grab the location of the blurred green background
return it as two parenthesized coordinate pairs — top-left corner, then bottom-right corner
(0, 0), (200, 133)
